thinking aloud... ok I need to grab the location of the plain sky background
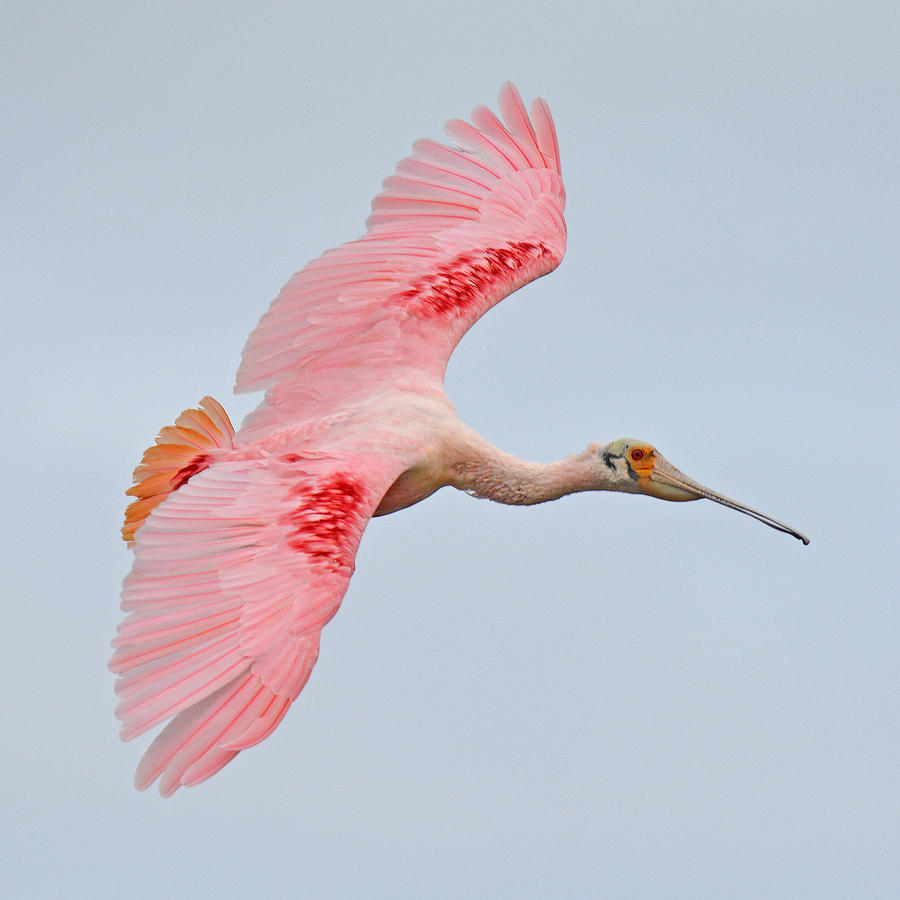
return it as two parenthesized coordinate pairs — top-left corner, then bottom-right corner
(3, 1), (898, 897)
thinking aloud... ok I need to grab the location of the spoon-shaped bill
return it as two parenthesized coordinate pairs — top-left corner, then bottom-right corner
(651, 458), (810, 545)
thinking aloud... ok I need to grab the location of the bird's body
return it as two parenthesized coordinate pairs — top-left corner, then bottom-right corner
(112, 84), (807, 797)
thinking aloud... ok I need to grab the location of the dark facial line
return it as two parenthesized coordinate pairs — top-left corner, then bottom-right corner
(601, 448), (640, 481)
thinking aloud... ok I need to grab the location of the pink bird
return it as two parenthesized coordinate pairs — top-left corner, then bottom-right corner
(112, 83), (808, 796)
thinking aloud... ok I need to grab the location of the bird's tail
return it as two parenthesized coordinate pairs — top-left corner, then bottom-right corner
(121, 396), (235, 545)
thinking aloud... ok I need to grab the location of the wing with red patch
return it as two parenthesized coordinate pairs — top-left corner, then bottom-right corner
(110, 451), (405, 796)
(236, 82), (566, 440)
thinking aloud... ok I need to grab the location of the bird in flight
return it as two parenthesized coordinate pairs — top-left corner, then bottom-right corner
(111, 83), (808, 796)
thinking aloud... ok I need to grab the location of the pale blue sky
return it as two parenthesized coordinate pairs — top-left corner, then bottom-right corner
(2, 1), (898, 897)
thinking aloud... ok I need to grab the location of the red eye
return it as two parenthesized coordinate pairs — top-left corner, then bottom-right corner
(630, 448), (644, 461)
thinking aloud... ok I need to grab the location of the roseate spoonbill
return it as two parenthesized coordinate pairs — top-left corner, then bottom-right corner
(111, 83), (808, 796)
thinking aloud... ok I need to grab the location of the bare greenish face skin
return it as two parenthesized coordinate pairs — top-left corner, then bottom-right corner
(601, 438), (810, 544)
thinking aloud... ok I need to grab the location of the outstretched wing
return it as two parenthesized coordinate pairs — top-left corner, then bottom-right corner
(236, 82), (566, 441)
(110, 450), (405, 796)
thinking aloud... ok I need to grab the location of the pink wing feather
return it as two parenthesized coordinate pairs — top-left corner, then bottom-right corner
(236, 82), (566, 441)
(113, 84), (566, 794)
(112, 451), (406, 795)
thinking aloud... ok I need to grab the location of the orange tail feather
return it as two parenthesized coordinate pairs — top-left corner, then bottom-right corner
(122, 397), (235, 545)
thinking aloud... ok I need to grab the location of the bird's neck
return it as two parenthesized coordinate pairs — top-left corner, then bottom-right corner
(451, 444), (617, 506)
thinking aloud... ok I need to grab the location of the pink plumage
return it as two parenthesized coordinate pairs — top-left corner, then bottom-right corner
(112, 83), (568, 795)
(234, 84), (565, 440)
(113, 82), (810, 795)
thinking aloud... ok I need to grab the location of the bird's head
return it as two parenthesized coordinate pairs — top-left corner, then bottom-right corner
(595, 437), (810, 544)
